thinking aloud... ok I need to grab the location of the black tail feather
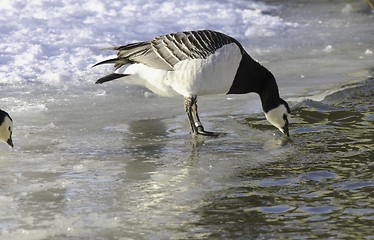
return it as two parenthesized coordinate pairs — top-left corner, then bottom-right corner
(95, 73), (129, 84)
(92, 58), (125, 68)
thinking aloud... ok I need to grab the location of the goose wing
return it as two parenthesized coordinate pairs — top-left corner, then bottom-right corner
(94, 30), (243, 71)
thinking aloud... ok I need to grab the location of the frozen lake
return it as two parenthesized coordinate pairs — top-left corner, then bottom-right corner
(1, 0), (373, 239)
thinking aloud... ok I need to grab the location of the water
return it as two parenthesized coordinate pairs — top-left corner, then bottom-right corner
(1, 0), (374, 239)
(1, 79), (373, 239)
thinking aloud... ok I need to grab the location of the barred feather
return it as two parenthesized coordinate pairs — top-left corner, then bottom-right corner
(93, 30), (243, 71)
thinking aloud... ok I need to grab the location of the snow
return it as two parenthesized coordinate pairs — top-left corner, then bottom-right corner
(0, 0), (297, 87)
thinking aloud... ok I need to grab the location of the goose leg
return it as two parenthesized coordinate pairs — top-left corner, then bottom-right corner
(184, 97), (198, 135)
(184, 96), (219, 137)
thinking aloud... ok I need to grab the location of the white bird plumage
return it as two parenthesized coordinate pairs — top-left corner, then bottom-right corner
(94, 30), (291, 137)
(0, 109), (14, 147)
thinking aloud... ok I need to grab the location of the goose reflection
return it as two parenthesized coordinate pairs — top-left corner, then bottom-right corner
(124, 119), (168, 181)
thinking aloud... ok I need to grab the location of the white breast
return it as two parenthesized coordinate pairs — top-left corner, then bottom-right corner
(168, 43), (243, 97)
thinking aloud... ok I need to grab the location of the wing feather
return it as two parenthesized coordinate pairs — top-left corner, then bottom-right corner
(93, 30), (244, 71)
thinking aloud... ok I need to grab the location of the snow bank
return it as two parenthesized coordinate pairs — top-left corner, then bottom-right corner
(0, 0), (297, 87)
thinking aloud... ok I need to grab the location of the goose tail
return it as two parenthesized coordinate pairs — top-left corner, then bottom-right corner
(95, 73), (129, 84)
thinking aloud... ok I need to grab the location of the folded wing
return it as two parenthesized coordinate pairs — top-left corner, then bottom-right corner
(94, 30), (243, 71)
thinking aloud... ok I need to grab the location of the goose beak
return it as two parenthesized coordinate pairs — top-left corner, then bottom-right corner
(281, 126), (290, 137)
(7, 138), (13, 148)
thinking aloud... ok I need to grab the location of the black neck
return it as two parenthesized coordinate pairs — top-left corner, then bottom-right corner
(227, 53), (281, 113)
